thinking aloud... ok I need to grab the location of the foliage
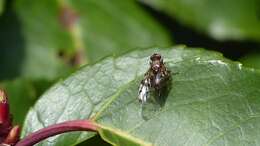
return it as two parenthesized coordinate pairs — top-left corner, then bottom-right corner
(0, 0), (171, 130)
(140, 0), (260, 41)
(22, 47), (260, 146)
(0, 0), (260, 145)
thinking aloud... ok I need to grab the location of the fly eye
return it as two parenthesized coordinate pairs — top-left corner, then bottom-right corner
(150, 53), (161, 61)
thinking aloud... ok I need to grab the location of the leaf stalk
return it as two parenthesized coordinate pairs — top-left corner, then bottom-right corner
(15, 120), (98, 146)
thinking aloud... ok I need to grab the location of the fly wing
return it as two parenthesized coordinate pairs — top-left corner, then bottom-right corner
(138, 79), (150, 103)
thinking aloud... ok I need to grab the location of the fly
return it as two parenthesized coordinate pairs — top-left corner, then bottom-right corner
(138, 53), (170, 103)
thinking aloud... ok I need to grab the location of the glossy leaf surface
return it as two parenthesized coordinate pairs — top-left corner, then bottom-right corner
(22, 46), (260, 146)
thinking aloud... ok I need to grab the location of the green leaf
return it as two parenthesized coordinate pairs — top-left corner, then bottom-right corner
(240, 53), (260, 70)
(0, 0), (4, 14)
(0, 0), (73, 80)
(0, 79), (52, 125)
(140, 0), (260, 41)
(67, 0), (172, 62)
(0, 0), (172, 80)
(22, 46), (260, 146)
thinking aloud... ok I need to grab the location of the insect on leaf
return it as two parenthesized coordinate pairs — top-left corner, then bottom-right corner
(22, 46), (260, 146)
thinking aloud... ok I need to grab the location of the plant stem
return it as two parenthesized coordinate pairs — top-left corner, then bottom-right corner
(15, 120), (98, 146)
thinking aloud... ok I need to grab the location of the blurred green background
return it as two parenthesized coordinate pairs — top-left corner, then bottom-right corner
(0, 0), (260, 145)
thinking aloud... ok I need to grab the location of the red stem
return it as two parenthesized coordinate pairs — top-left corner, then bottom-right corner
(15, 120), (98, 146)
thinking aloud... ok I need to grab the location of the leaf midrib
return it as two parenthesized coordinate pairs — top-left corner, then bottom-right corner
(91, 82), (133, 120)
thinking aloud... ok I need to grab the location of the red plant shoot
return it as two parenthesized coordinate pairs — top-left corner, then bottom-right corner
(0, 89), (20, 146)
